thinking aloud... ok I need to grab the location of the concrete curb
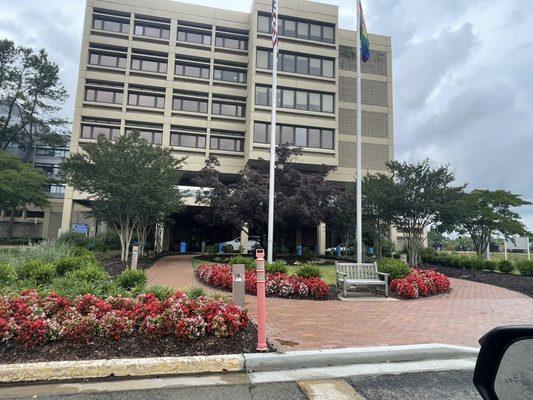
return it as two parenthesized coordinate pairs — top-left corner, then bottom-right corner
(243, 344), (479, 372)
(0, 354), (244, 383)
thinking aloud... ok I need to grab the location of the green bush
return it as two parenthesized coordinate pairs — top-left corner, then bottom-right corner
(205, 245), (217, 255)
(470, 257), (486, 271)
(72, 247), (96, 260)
(484, 260), (497, 272)
(93, 231), (121, 251)
(116, 269), (147, 290)
(68, 264), (109, 283)
(376, 258), (412, 281)
(0, 263), (17, 284)
(146, 285), (173, 300)
(265, 260), (288, 274)
(54, 256), (87, 276)
(58, 232), (91, 248)
(229, 255), (256, 270)
(187, 287), (207, 299)
(296, 264), (321, 278)
(499, 259), (515, 274)
(223, 244), (234, 254)
(515, 260), (533, 276)
(419, 247), (436, 263)
(18, 260), (56, 285)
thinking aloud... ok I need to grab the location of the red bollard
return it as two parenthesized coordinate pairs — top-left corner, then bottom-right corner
(255, 249), (268, 351)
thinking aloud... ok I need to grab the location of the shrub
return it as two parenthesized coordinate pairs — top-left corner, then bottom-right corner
(499, 260), (515, 274)
(484, 260), (497, 272)
(93, 231), (121, 251)
(228, 255), (256, 271)
(265, 260), (288, 274)
(116, 269), (147, 290)
(376, 258), (412, 281)
(72, 247), (96, 260)
(146, 285), (174, 300)
(205, 245), (217, 255)
(223, 244), (234, 254)
(58, 232), (91, 248)
(470, 257), (486, 271)
(515, 260), (533, 276)
(54, 256), (87, 276)
(419, 247), (436, 263)
(69, 264), (109, 283)
(18, 259), (56, 285)
(187, 287), (207, 299)
(296, 264), (321, 278)
(390, 269), (451, 299)
(0, 263), (17, 284)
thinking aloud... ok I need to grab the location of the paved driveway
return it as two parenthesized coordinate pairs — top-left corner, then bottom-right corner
(147, 256), (533, 351)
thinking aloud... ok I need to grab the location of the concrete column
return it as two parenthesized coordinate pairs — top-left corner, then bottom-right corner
(60, 197), (73, 236)
(240, 223), (249, 254)
(317, 222), (326, 255)
(42, 210), (51, 240)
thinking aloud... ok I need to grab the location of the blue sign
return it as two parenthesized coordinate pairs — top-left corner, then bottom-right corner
(368, 247), (374, 255)
(180, 241), (187, 254)
(296, 245), (302, 256)
(71, 223), (89, 236)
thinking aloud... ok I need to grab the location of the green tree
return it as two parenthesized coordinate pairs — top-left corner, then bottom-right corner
(387, 159), (465, 266)
(0, 39), (69, 159)
(449, 190), (531, 256)
(0, 150), (49, 239)
(61, 132), (184, 262)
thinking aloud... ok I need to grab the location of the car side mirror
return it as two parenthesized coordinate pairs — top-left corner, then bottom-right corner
(473, 326), (533, 400)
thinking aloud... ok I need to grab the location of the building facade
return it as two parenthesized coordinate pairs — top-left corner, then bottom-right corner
(62, 0), (393, 252)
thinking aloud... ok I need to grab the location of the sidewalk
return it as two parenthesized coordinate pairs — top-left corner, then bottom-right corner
(147, 255), (533, 351)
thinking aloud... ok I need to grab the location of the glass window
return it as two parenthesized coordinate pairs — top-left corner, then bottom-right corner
(295, 127), (307, 146)
(180, 134), (196, 147)
(255, 86), (269, 106)
(280, 126), (294, 145)
(258, 15), (270, 33)
(283, 19), (296, 37)
(142, 60), (158, 72)
(323, 26), (334, 43)
(309, 58), (321, 76)
(93, 18), (103, 30)
(322, 129), (333, 149)
(257, 49), (270, 69)
(254, 122), (268, 143)
(322, 94), (334, 113)
(310, 24), (321, 41)
(297, 22), (309, 39)
(89, 53), (99, 65)
(281, 54), (296, 73)
(308, 129), (320, 148)
(144, 26), (161, 38)
(131, 59), (141, 70)
(96, 90), (114, 103)
(134, 25), (143, 35)
(309, 92), (321, 111)
(322, 59), (334, 78)
(81, 125), (92, 138)
(296, 56), (308, 74)
(105, 20), (121, 33)
(296, 91), (308, 110)
(282, 89), (294, 108)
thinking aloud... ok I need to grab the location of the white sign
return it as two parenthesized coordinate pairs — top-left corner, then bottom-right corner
(504, 237), (529, 251)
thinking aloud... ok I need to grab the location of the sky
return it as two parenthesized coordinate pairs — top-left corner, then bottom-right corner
(0, 0), (532, 230)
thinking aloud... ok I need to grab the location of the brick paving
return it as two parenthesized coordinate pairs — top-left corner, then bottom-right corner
(147, 255), (533, 351)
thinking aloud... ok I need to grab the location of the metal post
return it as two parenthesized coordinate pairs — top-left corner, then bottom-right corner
(255, 249), (268, 351)
(232, 264), (245, 308)
(355, 0), (363, 264)
(504, 240), (508, 261)
(131, 245), (139, 270)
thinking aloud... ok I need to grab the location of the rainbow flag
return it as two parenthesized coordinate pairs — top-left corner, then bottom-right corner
(359, 1), (371, 63)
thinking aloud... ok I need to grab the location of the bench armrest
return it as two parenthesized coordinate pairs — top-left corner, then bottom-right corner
(377, 272), (390, 283)
(377, 272), (390, 277)
(336, 271), (347, 277)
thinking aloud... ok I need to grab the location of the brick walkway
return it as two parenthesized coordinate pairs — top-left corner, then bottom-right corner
(147, 255), (533, 351)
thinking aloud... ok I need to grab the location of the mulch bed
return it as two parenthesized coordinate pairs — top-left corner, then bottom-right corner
(421, 264), (533, 298)
(0, 323), (268, 364)
(100, 254), (165, 278)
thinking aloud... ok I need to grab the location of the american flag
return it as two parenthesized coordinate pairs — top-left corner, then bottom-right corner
(271, 0), (279, 48)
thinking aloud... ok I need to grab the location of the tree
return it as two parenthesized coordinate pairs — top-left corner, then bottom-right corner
(449, 190), (531, 256)
(0, 150), (49, 239)
(0, 39), (69, 159)
(387, 159), (465, 266)
(61, 133), (184, 262)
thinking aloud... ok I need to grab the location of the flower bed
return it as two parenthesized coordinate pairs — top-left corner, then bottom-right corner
(197, 264), (329, 300)
(390, 269), (451, 299)
(0, 290), (248, 349)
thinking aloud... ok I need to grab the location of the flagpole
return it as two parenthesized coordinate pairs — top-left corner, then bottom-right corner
(267, 1), (279, 264)
(355, 0), (363, 264)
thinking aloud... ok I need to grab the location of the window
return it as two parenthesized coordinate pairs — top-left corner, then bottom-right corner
(170, 133), (206, 148)
(253, 122), (334, 149)
(282, 20), (296, 37)
(255, 86), (269, 106)
(310, 24), (322, 41)
(212, 102), (245, 117)
(131, 57), (168, 74)
(255, 86), (334, 113)
(322, 94), (334, 113)
(215, 35), (247, 50)
(34, 164), (60, 176)
(309, 58), (321, 76)
(296, 91), (308, 110)
(256, 49), (271, 69)
(296, 56), (308, 74)
(281, 53), (296, 73)
(175, 62), (210, 79)
(126, 129), (162, 145)
(134, 23), (169, 39)
(81, 125), (121, 140)
(128, 93), (165, 108)
(26, 211), (45, 219)
(93, 17), (129, 34)
(177, 29), (211, 45)
(213, 68), (246, 83)
(257, 49), (334, 78)
(210, 133), (244, 152)
(172, 97), (208, 113)
(258, 15), (270, 33)
(85, 88), (123, 104)
(309, 92), (321, 112)
(322, 26), (334, 43)
(36, 147), (68, 157)
(297, 22), (309, 39)
(256, 14), (334, 44)
(89, 52), (126, 69)
(48, 184), (65, 195)
(322, 59), (334, 78)
(282, 89), (294, 108)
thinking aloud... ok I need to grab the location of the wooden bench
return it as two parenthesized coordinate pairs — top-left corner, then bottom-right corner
(335, 262), (389, 298)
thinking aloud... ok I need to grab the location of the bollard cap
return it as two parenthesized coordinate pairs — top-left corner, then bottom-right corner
(256, 248), (264, 260)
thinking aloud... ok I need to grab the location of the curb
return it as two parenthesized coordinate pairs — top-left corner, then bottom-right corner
(0, 354), (244, 383)
(243, 343), (479, 372)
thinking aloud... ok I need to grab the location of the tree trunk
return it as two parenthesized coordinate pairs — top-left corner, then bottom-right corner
(7, 212), (15, 241)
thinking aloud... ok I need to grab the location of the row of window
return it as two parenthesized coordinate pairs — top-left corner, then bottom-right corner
(93, 16), (249, 50)
(81, 125), (121, 140)
(253, 122), (334, 150)
(1, 210), (46, 219)
(256, 49), (334, 78)
(257, 14), (334, 44)
(34, 163), (61, 176)
(36, 147), (69, 158)
(255, 86), (334, 113)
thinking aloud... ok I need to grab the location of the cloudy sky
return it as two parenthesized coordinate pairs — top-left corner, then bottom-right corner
(1, 0), (531, 229)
